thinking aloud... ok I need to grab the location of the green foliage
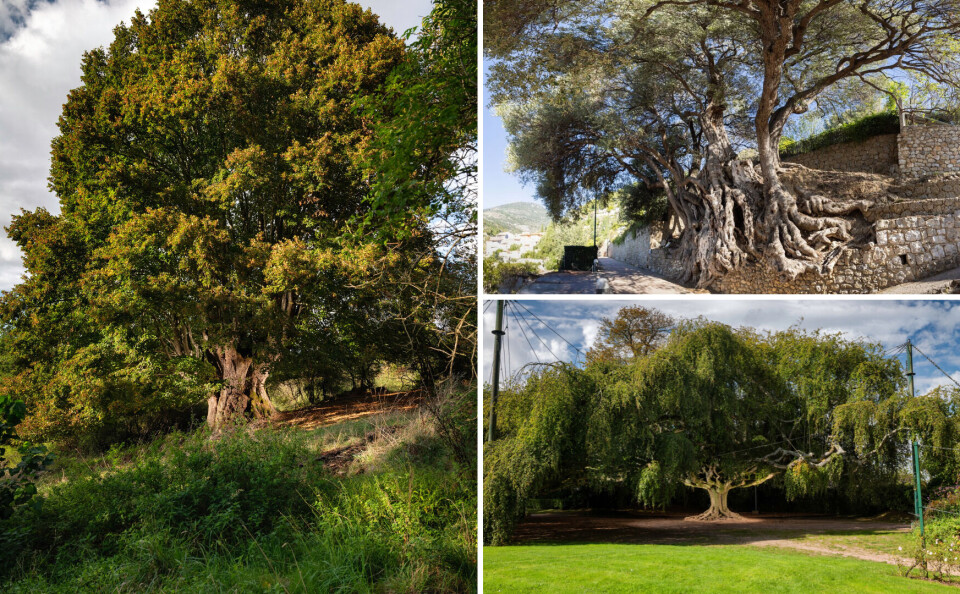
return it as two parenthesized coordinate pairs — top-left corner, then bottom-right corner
(484, 308), (934, 544)
(0, 414), (476, 591)
(482, 257), (539, 293)
(483, 366), (596, 544)
(0, 395), (53, 522)
(1, 0), (478, 441)
(780, 112), (900, 157)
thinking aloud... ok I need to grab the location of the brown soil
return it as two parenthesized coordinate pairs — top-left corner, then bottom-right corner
(513, 510), (905, 544)
(272, 389), (424, 430)
(315, 426), (399, 476)
(512, 510), (915, 567)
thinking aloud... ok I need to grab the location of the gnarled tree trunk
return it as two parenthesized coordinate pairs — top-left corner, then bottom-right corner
(674, 103), (873, 289)
(206, 345), (277, 431)
(687, 484), (741, 521)
(683, 466), (777, 521)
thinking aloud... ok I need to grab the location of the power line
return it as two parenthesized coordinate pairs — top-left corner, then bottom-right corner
(513, 306), (566, 364)
(508, 303), (543, 366)
(912, 344), (960, 390)
(512, 301), (584, 361)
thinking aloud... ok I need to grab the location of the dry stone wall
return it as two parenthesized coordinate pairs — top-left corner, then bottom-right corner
(899, 126), (960, 178)
(607, 227), (651, 268)
(713, 199), (960, 293)
(783, 133), (899, 175)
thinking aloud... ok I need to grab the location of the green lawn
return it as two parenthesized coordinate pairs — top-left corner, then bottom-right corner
(483, 544), (954, 593)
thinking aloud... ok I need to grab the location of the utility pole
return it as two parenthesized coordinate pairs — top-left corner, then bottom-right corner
(487, 300), (505, 443)
(907, 339), (925, 538)
(593, 199), (598, 248)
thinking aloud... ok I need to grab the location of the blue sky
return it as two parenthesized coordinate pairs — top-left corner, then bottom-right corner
(0, 0), (432, 292)
(483, 60), (538, 210)
(482, 299), (960, 396)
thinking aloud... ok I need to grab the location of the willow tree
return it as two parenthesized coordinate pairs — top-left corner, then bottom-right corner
(2, 0), (410, 433)
(483, 314), (952, 543)
(485, 0), (960, 287)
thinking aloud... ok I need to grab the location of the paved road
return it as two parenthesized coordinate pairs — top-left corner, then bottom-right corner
(881, 265), (960, 294)
(596, 257), (700, 294)
(517, 257), (695, 294)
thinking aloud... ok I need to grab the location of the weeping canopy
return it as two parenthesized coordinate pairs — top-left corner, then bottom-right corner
(483, 310), (955, 544)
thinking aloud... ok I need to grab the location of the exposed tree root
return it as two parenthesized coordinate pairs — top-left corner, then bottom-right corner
(675, 161), (877, 289)
(684, 508), (745, 522)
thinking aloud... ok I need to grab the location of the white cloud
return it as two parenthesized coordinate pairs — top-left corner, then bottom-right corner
(483, 299), (960, 396)
(0, 0), (154, 288)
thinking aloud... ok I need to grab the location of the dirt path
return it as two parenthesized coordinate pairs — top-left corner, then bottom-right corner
(512, 511), (916, 567)
(272, 389), (424, 430)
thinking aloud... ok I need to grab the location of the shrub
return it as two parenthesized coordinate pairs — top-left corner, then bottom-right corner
(0, 395), (53, 521)
(483, 257), (539, 293)
(780, 111), (900, 157)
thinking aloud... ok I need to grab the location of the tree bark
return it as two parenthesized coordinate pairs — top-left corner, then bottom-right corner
(686, 485), (742, 521)
(683, 467), (777, 521)
(206, 345), (277, 431)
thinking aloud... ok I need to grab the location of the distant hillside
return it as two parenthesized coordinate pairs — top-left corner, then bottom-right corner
(484, 202), (551, 235)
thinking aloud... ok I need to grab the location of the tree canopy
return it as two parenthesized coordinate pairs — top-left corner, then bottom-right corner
(0, 0), (477, 441)
(485, 0), (960, 287)
(484, 307), (958, 544)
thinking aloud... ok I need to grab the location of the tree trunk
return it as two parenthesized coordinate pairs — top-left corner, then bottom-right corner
(206, 346), (277, 431)
(685, 485), (743, 521)
(669, 5), (873, 289)
(683, 467), (777, 521)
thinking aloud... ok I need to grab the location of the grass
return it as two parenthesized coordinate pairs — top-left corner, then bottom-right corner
(483, 543), (954, 593)
(790, 527), (915, 557)
(0, 388), (477, 593)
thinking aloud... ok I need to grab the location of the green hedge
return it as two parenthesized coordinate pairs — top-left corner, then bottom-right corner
(780, 112), (900, 158)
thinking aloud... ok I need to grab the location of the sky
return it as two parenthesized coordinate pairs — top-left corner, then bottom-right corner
(0, 0), (432, 292)
(482, 60), (537, 211)
(482, 299), (960, 397)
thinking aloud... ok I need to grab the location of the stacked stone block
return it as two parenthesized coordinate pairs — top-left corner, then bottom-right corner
(783, 134), (899, 174)
(898, 126), (960, 178)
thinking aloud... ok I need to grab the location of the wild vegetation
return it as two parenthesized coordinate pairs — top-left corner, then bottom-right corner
(0, 385), (477, 592)
(486, 0), (960, 288)
(0, 0), (477, 590)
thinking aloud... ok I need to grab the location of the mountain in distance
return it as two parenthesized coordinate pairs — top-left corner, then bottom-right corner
(484, 201), (551, 235)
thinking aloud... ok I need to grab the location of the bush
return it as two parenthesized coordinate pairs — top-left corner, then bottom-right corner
(780, 111), (900, 157)
(0, 395), (53, 522)
(0, 416), (477, 592)
(483, 257), (539, 293)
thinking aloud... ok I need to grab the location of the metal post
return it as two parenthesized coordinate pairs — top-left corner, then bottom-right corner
(906, 340), (925, 538)
(487, 300), (505, 443)
(907, 339), (915, 400)
(913, 440), (925, 538)
(593, 199), (598, 248)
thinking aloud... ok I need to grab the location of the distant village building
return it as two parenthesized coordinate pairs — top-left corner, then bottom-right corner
(484, 232), (543, 260)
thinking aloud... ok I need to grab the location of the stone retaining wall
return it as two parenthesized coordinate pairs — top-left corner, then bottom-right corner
(899, 125), (960, 178)
(607, 226), (651, 268)
(783, 134), (898, 175)
(713, 206), (960, 293)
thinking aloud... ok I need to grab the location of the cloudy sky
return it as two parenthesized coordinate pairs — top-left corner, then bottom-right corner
(0, 0), (432, 292)
(482, 298), (960, 396)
